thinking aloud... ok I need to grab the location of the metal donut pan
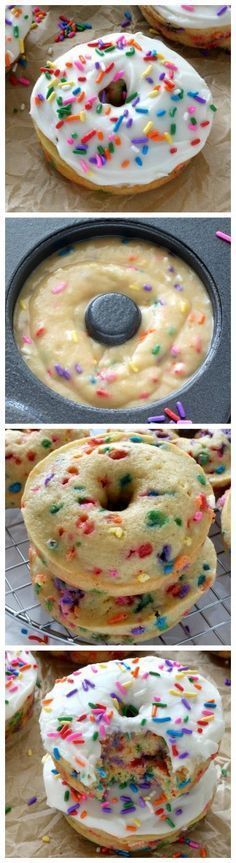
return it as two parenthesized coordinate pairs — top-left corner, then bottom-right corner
(5, 217), (231, 424)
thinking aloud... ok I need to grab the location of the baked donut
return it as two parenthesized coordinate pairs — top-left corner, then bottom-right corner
(140, 6), (231, 50)
(5, 5), (32, 70)
(219, 488), (231, 549)
(30, 536), (216, 643)
(43, 754), (217, 852)
(13, 236), (214, 410)
(5, 649), (38, 741)
(22, 431), (215, 596)
(39, 655), (224, 810)
(175, 429), (231, 488)
(5, 428), (88, 509)
(30, 32), (216, 193)
(47, 650), (131, 664)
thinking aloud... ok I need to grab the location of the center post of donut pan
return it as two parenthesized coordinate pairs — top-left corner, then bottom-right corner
(6, 218), (230, 424)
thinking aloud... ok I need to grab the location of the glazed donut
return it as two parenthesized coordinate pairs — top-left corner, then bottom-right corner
(5, 649), (38, 740)
(176, 429), (231, 488)
(30, 537), (216, 643)
(5, 5), (32, 70)
(5, 428), (88, 509)
(219, 488), (231, 549)
(43, 754), (217, 852)
(39, 655), (224, 805)
(22, 432), (215, 596)
(30, 32), (216, 193)
(14, 236), (214, 410)
(140, 6), (231, 50)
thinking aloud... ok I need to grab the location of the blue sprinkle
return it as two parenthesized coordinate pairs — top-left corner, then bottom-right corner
(9, 482), (22, 493)
(113, 115), (124, 132)
(156, 616), (168, 630)
(135, 107), (149, 114)
(135, 156), (143, 166)
(72, 86), (81, 95)
(53, 747), (61, 760)
(142, 144), (149, 155)
(156, 109), (166, 116)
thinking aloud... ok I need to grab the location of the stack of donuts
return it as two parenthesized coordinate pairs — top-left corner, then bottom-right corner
(5, 649), (38, 742)
(22, 430), (216, 643)
(41, 654), (224, 852)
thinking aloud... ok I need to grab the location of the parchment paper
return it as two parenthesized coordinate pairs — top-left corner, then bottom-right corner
(5, 5), (230, 213)
(5, 649), (231, 857)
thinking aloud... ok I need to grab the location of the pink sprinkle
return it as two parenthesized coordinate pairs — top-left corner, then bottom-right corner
(99, 723), (106, 738)
(187, 106), (196, 115)
(63, 96), (77, 105)
(80, 159), (90, 173)
(74, 60), (85, 71)
(52, 281), (67, 294)
(170, 345), (180, 357)
(67, 138), (75, 145)
(116, 681), (126, 695)
(47, 732), (60, 738)
(113, 70), (125, 81)
(22, 335), (32, 344)
(17, 76), (30, 86)
(193, 511), (203, 522)
(9, 685), (18, 693)
(188, 123), (198, 130)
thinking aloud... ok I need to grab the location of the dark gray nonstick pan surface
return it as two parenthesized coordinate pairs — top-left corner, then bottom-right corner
(5, 217), (230, 424)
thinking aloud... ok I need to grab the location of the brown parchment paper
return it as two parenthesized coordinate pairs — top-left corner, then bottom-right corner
(5, 5), (230, 214)
(5, 649), (231, 857)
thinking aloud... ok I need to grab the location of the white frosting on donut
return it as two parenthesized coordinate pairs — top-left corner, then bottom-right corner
(153, 5), (231, 30)
(40, 655), (224, 788)
(5, 650), (38, 720)
(30, 32), (215, 187)
(5, 5), (32, 67)
(43, 753), (217, 842)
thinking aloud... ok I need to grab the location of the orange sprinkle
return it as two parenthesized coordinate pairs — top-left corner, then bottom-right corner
(65, 113), (84, 122)
(108, 613), (128, 624)
(42, 697), (53, 705)
(65, 62), (73, 68)
(121, 159), (130, 168)
(77, 92), (85, 103)
(131, 666), (140, 678)
(197, 313), (205, 324)
(80, 810), (87, 819)
(129, 38), (142, 51)
(173, 554), (190, 573)
(96, 71), (104, 84)
(104, 105), (111, 115)
(75, 756), (86, 767)
(114, 135), (121, 146)
(126, 825), (137, 832)
(97, 131), (104, 141)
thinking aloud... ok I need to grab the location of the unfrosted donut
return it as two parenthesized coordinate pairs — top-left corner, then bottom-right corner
(30, 32), (216, 193)
(22, 432), (215, 595)
(5, 428), (89, 509)
(176, 429), (231, 488)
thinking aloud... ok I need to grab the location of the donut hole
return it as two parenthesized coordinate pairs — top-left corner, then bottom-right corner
(118, 702), (139, 718)
(103, 482), (134, 512)
(98, 78), (127, 107)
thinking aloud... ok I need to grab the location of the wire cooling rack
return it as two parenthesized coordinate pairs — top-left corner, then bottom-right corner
(5, 508), (230, 646)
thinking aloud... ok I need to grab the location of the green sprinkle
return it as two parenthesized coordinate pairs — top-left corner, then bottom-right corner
(64, 790), (70, 801)
(198, 451), (210, 465)
(93, 731), (99, 740)
(5, 806), (12, 814)
(96, 104), (103, 114)
(147, 510), (168, 527)
(149, 671), (161, 677)
(170, 123), (176, 135)
(120, 473), (132, 487)
(197, 474), (206, 485)
(125, 91), (138, 103)
(198, 574), (206, 586)
(166, 816), (175, 828)
(41, 438), (52, 448)
(126, 48), (135, 57)
(152, 344), (160, 356)
(210, 104), (217, 112)
(175, 517), (182, 526)
(13, 26), (19, 37)
(46, 86), (55, 100)
(50, 503), (64, 514)
(141, 718), (147, 725)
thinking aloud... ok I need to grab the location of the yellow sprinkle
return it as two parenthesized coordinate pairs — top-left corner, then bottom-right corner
(19, 38), (24, 54)
(20, 299), (26, 311)
(60, 80), (75, 88)
(43, 706), (53, 712)
(200, 714), (215, 723)
(71, 331), (78, 343)
(111, 697), (120, 709)
(182, 691), (198, 698)
(27, 749), (32, 756)
(180, 301), (189, 313)
(50, 78), (59, 88)
(134, 819), (141, 827)
(129, 361), (139, 373)
(109, 527), (124, 538)
(141, 63), (153, 78)
(164, 132), (172, 143)
(80, 111), (86, 122)
(137, 573), (150, 583)
(122, 679), (132, 688)
(42, 836), (50, 843)
(143, 121), (153, 134)
(47, 91), (55, 103)
(148, 90), (160, 99)
(129, 283), (140, 291)
(184, 537), (192, 546)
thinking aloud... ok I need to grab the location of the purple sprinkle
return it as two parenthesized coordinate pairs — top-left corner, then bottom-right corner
(147, 415), (165, 422)
(126, 117), (133, 128)
(159, 72), (165, 80)
(175, 808), (183, 816)
(27, 796), (37, 806)
(159, 544), (172, 562)
(176, 401), (186, 419)
(82, 678), (95, 691)
(131, 137), (148, 144)
(44, 472), (55, 486)
(174, 283), (183, 291)
(194, 94), (206, 104)
(178, 751), (189, 759)
(75, 363), (83, 374)
(132, 96), (140, 107)
(67, 803), (80, 814)
(182, 728), (193, 735)
(224, 678), (231, 686)
(66, 688), (78, 698)
(110, 691), (122, 702)
(181, 698), (191, 711)
(138, 796), (146, 808)
(131, 626), (145, 635)
(179, 583), (191, 598)
(143, 284), (152, 292)
(121, 807), (136, 814)
(217, 5), (228, 15)
(168, 266), (175, 273)
(54, 364), (71, 380)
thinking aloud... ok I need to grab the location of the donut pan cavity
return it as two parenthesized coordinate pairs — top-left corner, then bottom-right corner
(6, 218), (230, 423)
